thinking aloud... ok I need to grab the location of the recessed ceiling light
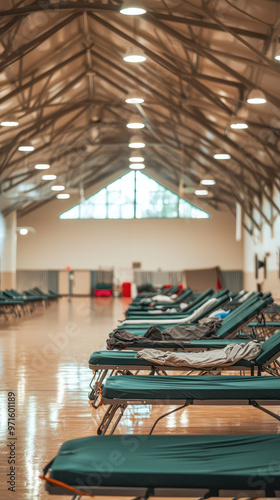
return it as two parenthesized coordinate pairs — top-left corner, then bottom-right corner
(123, 47), (146, 63)
(18, 146), (35, 152)
(51, 185), (65, 191)
(56, 193), (70, 199)
(125, 92), (144, 104)
(247, 89), (266, 104)
(127, 114), (145, 129)
(129, 163), (145, 169)
(129, 154), (144, 162)
(34, 163), (50, 170)
(275, 54), (280, 61)
(230, 122), (248, 130)
(42, 174), (57, 180)
(120, 0), (146, 15)
(195, 189), (208, 196)
(19, 228), (28, 235)
(201, 179), (216, 185)
(213, 154), (231, 160)
(129, 134), (145, 148)
(1, 120), (19, 127)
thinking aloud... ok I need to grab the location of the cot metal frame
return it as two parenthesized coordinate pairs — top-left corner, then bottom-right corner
(89, 349), (280, 408)
(244, 320), (280, 340)
(97, 398), (280, 435)
(44, 481), (280, 499)
(264, 304), (280, 321)
(88, 364), (254, 408)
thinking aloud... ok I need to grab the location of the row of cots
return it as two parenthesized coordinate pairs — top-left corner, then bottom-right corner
(43, 286), (280, 499)
(0, 287), (61, 320)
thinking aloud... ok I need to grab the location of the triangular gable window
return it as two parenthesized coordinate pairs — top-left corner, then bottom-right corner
(60, 171), (209, 219)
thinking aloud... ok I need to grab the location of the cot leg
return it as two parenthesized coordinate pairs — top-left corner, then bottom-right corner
(251, 327), (257, 339)
(270, 304), (280, 320)
(97, 405), (120, 435)
(12, 306), (18, 318)
(272, 359), (280, 376)
(131, 494), (150, 500)
(97, 404), (127, 435)
(251, 400), (280, 421)
(109, 405), (127, 435)
(1, 310), (8, 321)
(97, 404), (114, 435)
(149, 402), (191, 435)
(88, 369), (108, 406)
(266, 361), (280, 376)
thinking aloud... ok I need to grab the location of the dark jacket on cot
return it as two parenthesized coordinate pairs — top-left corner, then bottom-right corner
(107, 317), (222, 350)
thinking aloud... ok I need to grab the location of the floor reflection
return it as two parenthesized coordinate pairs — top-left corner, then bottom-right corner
(0, 296), (279, 500)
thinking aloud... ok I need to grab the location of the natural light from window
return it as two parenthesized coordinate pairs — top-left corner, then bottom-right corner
(59, 172), (209, 219)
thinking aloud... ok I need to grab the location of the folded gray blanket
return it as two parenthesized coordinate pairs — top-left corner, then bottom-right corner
(135, 341), (262, 368)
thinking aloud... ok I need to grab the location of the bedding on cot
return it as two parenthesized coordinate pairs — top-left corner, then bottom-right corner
(88, 331), (280, 406)
(108, 296), (275, 348)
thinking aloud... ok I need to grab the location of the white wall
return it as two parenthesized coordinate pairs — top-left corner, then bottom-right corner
(17, 196), (243, 271)
(243, 187), (280, 298)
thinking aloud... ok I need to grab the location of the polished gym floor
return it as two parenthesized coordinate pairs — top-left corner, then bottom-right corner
(1, 297), (280, 500)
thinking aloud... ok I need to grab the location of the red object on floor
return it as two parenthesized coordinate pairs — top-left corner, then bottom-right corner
(122, 282), (131, 297)
(217, 279), (222, 290)
(94, 289), (112, 297)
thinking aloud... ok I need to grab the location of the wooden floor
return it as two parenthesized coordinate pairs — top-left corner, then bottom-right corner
(1, 297), (280, 500)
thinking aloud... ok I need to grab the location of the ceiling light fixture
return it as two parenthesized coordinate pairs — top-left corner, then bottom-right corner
(230, 122), (248, 130)
(18, 146), (35, 152)
(125, 91), (144, 104)
(123, 47), (146, 63)
(128, 134), (145, 148)
(129, 149), (144, 162)
(34, 163), (50, 170)
(195, 189), (208, 196)
(51, 185), (65, 191)
(129, 163), (145, 170)
(213, 153), (231, 160)
(200, 179), (216, 186)
(16, 226), (35, 235)
(42, 174), (57, 180)
(56, 193), (70, 199)
(1, 120), (19, 127)
(120, 0), (146, 15)
(126, 114), (145, 129)
(247, 89), (266, 104)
